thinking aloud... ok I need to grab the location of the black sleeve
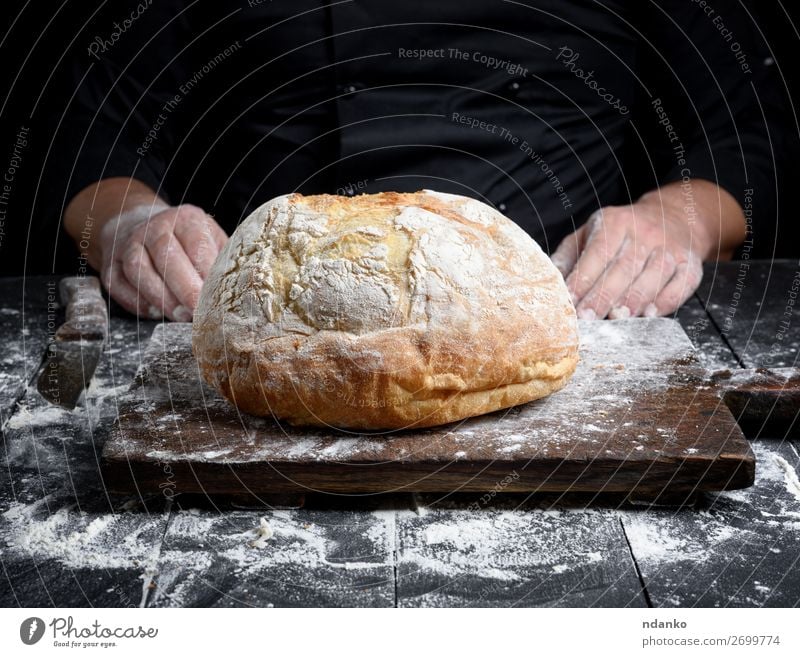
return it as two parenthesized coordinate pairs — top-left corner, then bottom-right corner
(49, 1), (201, 212)
(627, 1), (780, 225)
(55, 56), (169, 205)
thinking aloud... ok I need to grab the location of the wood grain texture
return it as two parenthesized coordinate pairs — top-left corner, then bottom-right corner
(695, 260), (800, 369)
(145, 502), (395, 607)
(2, 316), (157, 489)
(676, 294), (740, 370)
(102, 318), (754, 497)
(0, 277), (56, 423)
(0, 314), (166, 607)
(693, 260), (799, 439)
(0, 465), (170, 608)
(620, 440), (800, 607)
(3, 268), (797, 608)
(395, 502), (647, 607)
(712, 367), (800, 437)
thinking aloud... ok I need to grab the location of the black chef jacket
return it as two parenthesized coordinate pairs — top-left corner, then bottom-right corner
(54, 0), (776, 252)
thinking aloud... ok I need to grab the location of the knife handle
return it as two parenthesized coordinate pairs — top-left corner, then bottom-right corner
(712, 367), (800, 433)
(55, 276), (108, 341)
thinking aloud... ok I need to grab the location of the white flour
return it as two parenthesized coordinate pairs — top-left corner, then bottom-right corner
(123, 319), (697, 468)
(619, 442), (800, 604)
(771, 453), (800, 502)
(149, 508), (394, 606)
(398, 507), (616, 584)
(4, 439), (797, 606)
(4, 402), (74, 430)
(2, 498), (164, 571)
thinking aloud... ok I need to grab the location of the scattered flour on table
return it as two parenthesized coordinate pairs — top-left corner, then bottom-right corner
(770, 453), (800, 502)
(4, 371), (131, 444)
(2, 498), (164, 570)
(622, 517), (738, 564)
(150, 509), (394, 606)
(151, 506), (617, 606)
(401, 508), (612, 582)
(621, 441), (800, 590)
(4, 402), (75, 431)
(248, 517), (274, 548)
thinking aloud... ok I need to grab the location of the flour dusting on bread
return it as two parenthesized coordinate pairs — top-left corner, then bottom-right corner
(192, 190), (579, 430)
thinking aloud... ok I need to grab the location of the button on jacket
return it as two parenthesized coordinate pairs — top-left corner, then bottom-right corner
(55, 0), (776, 252)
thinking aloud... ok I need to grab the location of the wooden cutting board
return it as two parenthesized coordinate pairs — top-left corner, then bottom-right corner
(101, 318), (754, 499)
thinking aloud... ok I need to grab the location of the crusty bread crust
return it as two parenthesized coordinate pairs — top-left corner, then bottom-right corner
(192, 190), (579, 430)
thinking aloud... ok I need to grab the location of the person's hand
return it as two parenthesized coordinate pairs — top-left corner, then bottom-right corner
(550, 192), (711, 319)
(99, 203), (228, 321)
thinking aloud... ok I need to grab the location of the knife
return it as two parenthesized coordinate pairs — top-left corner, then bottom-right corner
(37, 276), (108, 409)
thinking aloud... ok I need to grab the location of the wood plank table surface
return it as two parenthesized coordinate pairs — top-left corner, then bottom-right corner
(1, 261), (799, 608)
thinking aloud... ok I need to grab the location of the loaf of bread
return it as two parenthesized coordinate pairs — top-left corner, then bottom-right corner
(192, 190), (579, 430)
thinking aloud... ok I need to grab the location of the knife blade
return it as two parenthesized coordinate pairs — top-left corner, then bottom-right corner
(37, 276), (108, 409)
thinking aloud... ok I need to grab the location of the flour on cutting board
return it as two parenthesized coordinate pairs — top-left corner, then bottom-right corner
(95, 312), (748, 531)
(117, 319), (701, 468)
(8, 316), (792, 604)
(577, 317), (696, 369)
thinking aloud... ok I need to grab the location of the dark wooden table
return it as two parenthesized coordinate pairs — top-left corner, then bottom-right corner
(1, 261), (799, 608)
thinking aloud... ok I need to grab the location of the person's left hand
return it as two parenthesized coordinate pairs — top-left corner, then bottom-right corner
(550, 191), (710, 319)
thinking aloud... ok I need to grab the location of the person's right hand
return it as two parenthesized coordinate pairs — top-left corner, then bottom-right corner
(99, 203), (228, 322)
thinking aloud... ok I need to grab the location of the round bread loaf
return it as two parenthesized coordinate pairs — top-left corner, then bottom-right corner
(192, 190), (579, 430)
